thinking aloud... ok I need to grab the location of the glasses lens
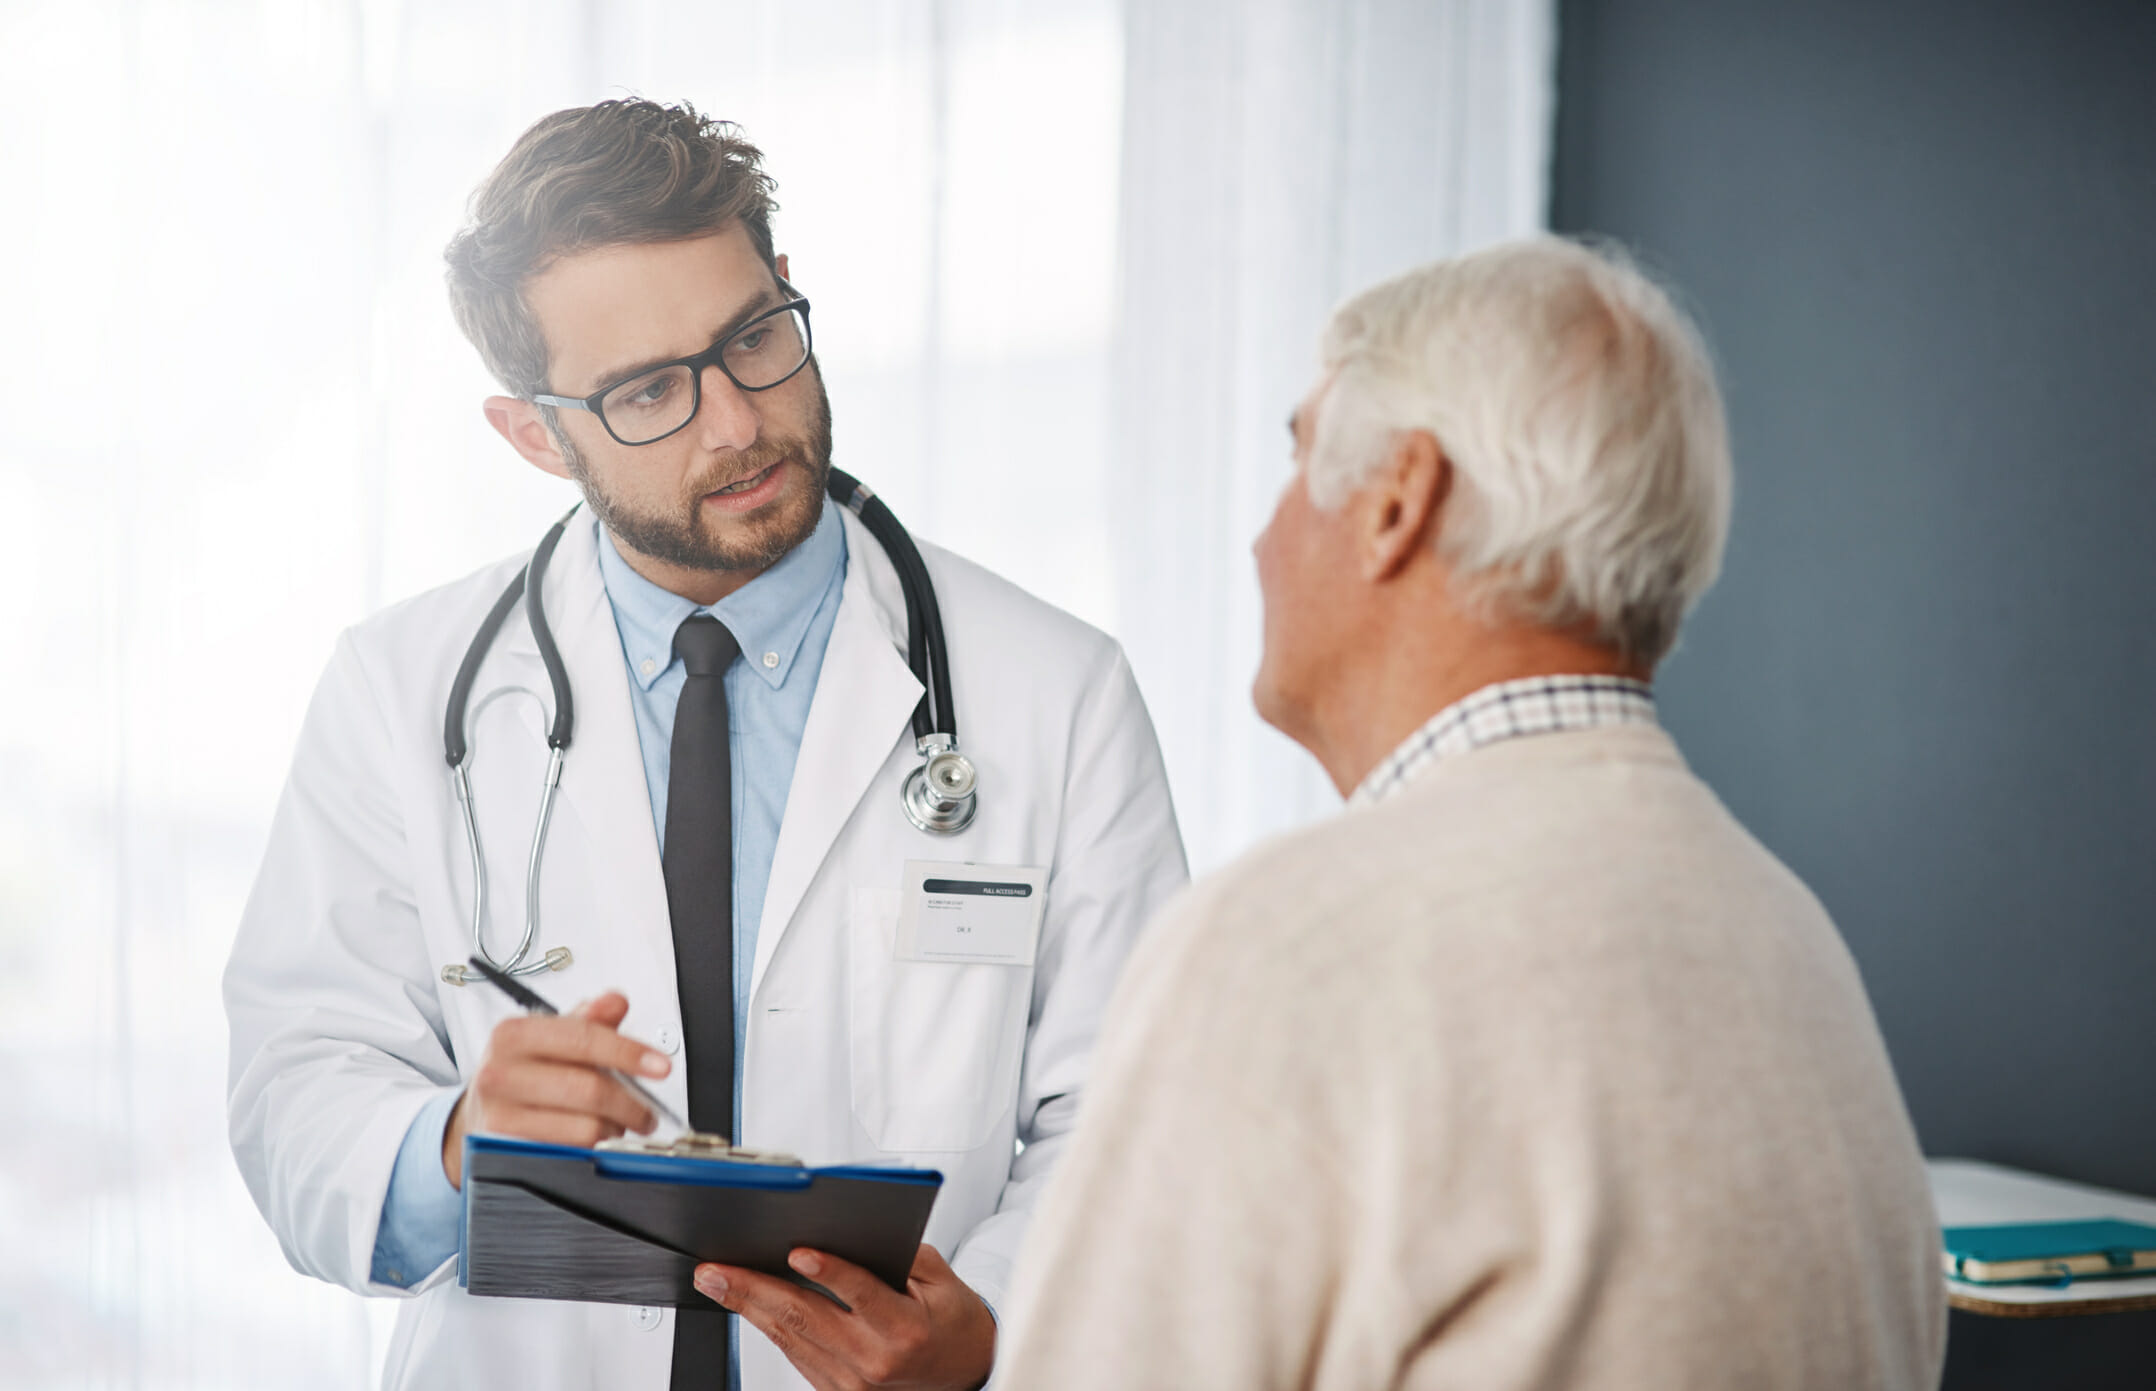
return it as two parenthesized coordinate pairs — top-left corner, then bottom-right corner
(599, 364), (697, 445)
(724, 306), (810, 390)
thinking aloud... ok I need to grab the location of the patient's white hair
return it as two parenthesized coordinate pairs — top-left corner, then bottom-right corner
(1310, 236), (1732, 667)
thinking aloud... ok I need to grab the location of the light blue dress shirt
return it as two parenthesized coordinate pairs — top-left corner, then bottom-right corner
(370, 499), (850, 1293)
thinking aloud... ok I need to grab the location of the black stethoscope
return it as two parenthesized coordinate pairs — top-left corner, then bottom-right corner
(437, 468), (977, 987)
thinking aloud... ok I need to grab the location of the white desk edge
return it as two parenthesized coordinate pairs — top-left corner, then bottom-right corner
(1928, 1157), (2156, 1308)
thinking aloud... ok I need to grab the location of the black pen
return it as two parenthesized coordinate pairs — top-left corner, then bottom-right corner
(464, 956), (688, 1133)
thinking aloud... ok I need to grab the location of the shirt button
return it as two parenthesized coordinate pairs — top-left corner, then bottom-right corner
(657, 1024), (681, 1055)
(762, 650), (780, 669)
(634, 1305), (663, 1331)
(640, 658), (656, 676)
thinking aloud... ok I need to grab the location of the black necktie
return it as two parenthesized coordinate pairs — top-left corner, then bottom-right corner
(664, 614), (739, 1388)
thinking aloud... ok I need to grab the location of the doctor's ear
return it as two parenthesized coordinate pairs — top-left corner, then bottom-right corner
(484, 396), (575, 481)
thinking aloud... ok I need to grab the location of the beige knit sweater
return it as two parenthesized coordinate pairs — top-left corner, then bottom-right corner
(997, 726), (1945, 1390)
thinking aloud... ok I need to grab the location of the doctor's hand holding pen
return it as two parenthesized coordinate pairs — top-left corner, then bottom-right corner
(439, 990), (672, 1190)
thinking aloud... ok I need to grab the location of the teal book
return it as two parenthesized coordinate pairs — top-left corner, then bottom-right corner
(1942, 1219), (2156, 1285)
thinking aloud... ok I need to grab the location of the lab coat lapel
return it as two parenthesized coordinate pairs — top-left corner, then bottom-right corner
(497, 514), (672, 958)
(751, 507), (922, 995)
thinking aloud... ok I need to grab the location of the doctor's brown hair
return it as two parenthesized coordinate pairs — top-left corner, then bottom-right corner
(444, 98), (780, 399)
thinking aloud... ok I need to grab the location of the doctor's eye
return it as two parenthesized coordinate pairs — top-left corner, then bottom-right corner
(606, 368), (688, 416)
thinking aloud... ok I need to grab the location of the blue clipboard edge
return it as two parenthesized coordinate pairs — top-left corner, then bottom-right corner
(463, 1133), (946, 1189)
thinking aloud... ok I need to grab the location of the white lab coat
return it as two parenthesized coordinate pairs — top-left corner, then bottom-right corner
(224, 505), (1187, 1391)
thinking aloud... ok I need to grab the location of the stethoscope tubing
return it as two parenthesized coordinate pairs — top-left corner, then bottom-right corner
(439, 472), (966, 983)
(826, 467), (956, 745)
(443, 508), (579, 979)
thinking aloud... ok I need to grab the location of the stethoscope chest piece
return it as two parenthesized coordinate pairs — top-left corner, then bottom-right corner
(903, 733), (978, 835)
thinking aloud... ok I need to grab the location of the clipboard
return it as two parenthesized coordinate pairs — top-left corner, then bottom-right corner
(459, 1134), (944, 1307)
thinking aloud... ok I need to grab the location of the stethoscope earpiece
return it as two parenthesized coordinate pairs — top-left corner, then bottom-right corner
(441, 947), (570, 989)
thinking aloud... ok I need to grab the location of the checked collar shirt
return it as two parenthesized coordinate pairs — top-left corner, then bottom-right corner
(1349, 674), (1660, 808)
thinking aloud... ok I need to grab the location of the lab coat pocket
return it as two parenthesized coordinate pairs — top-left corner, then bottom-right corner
(847, 886), (1032, 1154)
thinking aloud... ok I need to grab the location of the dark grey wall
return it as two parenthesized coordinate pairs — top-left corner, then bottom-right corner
(1552, 1), (2156, 1383)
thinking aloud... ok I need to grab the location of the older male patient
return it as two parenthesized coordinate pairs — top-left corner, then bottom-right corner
(997, 239), (1946, 1389)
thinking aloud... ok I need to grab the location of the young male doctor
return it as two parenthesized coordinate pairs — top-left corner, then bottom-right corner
(223, 99), (1186, 1391)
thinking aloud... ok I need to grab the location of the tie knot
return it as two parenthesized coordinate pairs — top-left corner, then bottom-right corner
(673, 615), (740, 677)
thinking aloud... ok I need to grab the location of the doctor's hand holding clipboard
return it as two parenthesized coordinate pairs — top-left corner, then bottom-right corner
(692, 1242), (998, 1391)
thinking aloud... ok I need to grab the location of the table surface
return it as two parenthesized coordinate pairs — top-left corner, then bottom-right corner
(1929, 1158), (2156, 1317)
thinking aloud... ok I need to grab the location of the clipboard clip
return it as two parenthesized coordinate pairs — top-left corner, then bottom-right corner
(595, 1132), (805, 1167)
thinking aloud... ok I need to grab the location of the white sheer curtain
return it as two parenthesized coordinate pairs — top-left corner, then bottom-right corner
(0, 1), (1548, 1385)
(1113, 0), (1557, 873)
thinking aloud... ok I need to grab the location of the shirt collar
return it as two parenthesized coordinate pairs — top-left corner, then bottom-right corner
(595, 496), (848, 693)
(1350, 674), (1659, 807)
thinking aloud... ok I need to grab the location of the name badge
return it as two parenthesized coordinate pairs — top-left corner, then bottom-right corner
(895, 860), (1047, 966)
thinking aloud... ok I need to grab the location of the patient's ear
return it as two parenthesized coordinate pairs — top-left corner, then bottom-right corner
(485, 397), (573, 481)
(1359, 429), (1449, 583)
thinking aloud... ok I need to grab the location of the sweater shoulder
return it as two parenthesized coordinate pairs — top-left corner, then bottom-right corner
(1154, 725), (1831, 1019)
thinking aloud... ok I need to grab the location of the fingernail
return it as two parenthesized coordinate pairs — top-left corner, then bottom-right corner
(698, 1271), (728, 1299)
(640, 1052), (669, 1078)
(789, 1250), (820, 1277)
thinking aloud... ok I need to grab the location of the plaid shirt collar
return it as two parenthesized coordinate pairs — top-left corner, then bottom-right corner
(1349, 675), (1659, 807)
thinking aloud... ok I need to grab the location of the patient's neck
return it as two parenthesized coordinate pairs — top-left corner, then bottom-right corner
(1310, 614), (1646, 799)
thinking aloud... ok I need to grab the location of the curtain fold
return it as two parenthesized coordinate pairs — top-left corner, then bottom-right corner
(1111, 0), (1557, 872)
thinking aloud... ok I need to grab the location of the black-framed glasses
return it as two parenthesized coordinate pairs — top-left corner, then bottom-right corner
(532, 295), (814, 446)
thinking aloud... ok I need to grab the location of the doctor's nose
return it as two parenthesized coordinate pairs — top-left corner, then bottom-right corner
(692, 364), (761, 454)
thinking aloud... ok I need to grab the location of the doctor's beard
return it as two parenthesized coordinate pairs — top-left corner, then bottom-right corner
(553, 368), (835, 575)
